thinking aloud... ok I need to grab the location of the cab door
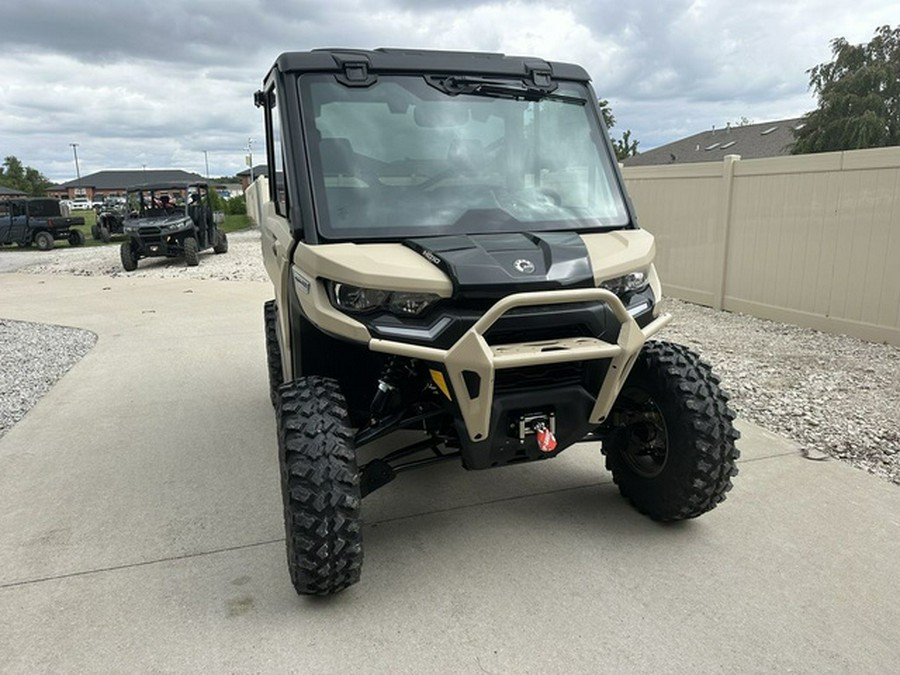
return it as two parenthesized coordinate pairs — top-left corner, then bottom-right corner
(259, 85), (298, 381)
(6, 201), (28, 244)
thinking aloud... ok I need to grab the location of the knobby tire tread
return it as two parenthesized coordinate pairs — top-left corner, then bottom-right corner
(605, 340), (740, 521)
(263, 300), (283, 406)
(277, 377), (363, 595)
(184, 237), (199, 266)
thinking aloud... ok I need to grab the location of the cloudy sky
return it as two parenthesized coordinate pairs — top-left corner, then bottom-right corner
(0, 0), (894, 182)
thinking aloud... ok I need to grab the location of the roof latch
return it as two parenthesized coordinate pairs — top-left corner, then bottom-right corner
(531, 69), (553, 90)
(335, 60), (377, 87)
(344, 62), (368, 82)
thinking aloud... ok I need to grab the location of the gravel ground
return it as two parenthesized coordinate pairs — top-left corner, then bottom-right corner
(3, 227), (899, 485)
(4, 229), (267, 281)
(660, 300), (900, 485)
(0, 319), (97, 439)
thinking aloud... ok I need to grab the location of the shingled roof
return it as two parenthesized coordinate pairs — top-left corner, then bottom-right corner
(623, 118), (805, 167)
(0, 185), (27, 196)
(52, 169), (205, 190)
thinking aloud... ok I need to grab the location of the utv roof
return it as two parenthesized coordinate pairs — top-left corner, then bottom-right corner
(126, 182), (209, 192)
(270, 48), (590, 82)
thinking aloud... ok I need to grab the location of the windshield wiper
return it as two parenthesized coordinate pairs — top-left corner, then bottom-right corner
(426, 75), (586, 105)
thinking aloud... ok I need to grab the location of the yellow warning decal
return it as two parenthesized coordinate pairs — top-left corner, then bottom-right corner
(429, 369), (452, 400)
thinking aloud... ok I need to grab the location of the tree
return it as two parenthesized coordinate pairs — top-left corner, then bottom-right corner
(598, 99), (640, 161)
(0, 156), (53, 196)
(792, 25), (900, 154)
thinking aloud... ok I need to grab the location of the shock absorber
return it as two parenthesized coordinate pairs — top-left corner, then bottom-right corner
(369, 356), (407, 421)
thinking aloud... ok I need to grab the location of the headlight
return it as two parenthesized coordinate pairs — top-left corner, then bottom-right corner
(332, 283), (389, 312)
(388, 292), (440, 316)
(329, 282), (439, 317)
(600, 271), (649, 295)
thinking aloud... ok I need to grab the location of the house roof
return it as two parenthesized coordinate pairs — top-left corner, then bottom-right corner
(236, 166), (284, 188)
(0, 186), (27, 196)
(52, 169), (205, 190)
(124, 181), (210, 191)
(236, 165), (270, 178)
(623, 118), (805, 167)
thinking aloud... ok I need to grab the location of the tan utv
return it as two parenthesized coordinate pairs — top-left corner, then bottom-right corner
(254, 49), (740, 596)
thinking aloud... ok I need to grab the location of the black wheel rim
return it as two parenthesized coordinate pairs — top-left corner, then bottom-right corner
(616, 387), (669, 478)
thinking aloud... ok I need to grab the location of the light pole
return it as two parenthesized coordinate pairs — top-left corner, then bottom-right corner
(247, 138), (254, 183)
(69, 143), (81, 196)
(203, 150), (210, 179)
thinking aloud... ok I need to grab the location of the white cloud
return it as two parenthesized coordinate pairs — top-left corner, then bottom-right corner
(0, 0), (895, 180)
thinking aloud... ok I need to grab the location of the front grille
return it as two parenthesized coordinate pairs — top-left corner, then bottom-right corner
(138, 226), (163, 243)
(494, 361), (586, 392)
(484, 323), (591, 346)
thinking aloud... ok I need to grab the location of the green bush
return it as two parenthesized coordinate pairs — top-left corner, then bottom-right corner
(225, 194), (246, 215)
(209, 189), (226, 212)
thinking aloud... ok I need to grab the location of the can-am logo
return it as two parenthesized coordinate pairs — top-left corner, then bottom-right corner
(513, 259), (535, 274)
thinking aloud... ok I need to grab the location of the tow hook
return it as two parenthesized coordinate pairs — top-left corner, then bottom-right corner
(534, 422), (558, 453)
(517, 412), (558, 452)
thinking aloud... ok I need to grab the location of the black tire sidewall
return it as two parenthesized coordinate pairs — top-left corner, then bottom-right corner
(214, 230), (228, 254)
(34, 231), (54, 250)
(120, 241), (137, 271)
(183, 236), (199, 266)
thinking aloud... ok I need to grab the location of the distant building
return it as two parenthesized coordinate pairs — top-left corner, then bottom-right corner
(0, 185), (28, 201)
(623, 118), (805, 167)
(237, 166), (284, 192)
(48, 169), (206, 201)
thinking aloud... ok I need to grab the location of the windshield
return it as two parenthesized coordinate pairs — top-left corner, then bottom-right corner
(125, 186), (203, 218)
(299, 75), (630, 239)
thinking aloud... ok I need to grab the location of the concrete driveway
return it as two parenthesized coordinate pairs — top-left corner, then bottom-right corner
(1, 272), (898, 673)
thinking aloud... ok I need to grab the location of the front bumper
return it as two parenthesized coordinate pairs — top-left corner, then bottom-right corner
(128, 231), (187, 257)
(369, 288), (671, 443)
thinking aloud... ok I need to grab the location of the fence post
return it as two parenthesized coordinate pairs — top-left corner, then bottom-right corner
(257, 176), (268, 226)
(712, 154), (740, 310)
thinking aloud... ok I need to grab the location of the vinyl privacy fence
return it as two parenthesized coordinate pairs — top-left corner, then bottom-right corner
(623, 146), (900, 346)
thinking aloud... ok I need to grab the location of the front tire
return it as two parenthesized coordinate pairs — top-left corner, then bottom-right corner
(120, 241), (138, 271)
(603, 341), (740, 521)
(276, 377), (363, 595)
(183, 236), (199, 266)
(100, 225), (111, 243)
(91, 224), (101, 240)
(68, 229), (85, 247)
(213, 229), (228, 254)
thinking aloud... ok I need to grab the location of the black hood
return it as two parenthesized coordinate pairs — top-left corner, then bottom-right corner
(404, 232), (593, 300)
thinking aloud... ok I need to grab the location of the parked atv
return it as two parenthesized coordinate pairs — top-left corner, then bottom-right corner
(119, 182), (228, 270)
(255, 49), (740, 595)
(92, 199), (127, 243)
(0, 198), (85, 250)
